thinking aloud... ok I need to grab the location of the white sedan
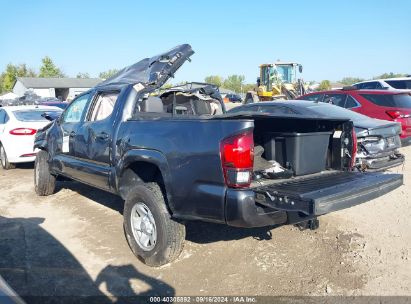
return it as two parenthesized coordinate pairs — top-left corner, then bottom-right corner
(0, 105), (62, 169)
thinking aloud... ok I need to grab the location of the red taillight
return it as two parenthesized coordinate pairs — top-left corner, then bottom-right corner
(351, 128), (357, 169)
(20, 153), (37, 157)
(386, 110), (403, 119)
(9, 128), (37, 136)
(220, 131), (254, 188)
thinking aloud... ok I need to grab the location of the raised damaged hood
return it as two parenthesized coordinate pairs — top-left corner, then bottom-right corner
(96, 44), (194, 89)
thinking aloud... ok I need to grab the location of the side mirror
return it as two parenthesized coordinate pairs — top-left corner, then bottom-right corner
(299, 65), (303, 73)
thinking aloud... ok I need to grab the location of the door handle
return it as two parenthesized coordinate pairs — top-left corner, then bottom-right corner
(96, 132), (109, 140)
(69, 131), (76, 138)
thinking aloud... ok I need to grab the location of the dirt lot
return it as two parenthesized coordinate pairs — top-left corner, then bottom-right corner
(0, 147), (410, 299)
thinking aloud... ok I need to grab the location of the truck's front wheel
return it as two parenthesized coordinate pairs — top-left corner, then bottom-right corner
(34, 150), (56, 196)
(123, 183), (185, 267)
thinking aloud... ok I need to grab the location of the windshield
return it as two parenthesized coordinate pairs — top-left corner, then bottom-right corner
(360, 93), (411, 108)
(13, 110), (62, 121)
(276, 65), (294, 83)
(305, 103), (369, 124)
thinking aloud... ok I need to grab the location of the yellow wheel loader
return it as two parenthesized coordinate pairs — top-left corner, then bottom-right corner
(245, 62), (306, 103)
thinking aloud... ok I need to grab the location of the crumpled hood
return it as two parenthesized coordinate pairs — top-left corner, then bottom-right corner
(96, 44), (194, 89)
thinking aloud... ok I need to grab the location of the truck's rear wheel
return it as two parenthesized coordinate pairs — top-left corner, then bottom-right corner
(0, 144), (16, 170)
(34, 150), (56, 196)
(123, 183), (185, 267)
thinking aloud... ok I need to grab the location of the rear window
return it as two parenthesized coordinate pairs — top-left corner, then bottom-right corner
(360, 94), (411, 108)
(258, 105), (297, 114)
(12, 110), (62, 121)
(385, 80), (411, 90)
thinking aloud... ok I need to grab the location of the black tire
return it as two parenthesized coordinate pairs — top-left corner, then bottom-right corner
(0, 143), (16, 170)
(34, 150), (56, 196)
(123, 183), (185, 267)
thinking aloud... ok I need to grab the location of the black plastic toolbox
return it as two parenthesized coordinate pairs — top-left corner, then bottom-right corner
(263, 132), (332, 176)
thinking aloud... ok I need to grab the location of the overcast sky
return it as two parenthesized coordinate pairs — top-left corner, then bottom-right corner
(1, 0), (410, 83)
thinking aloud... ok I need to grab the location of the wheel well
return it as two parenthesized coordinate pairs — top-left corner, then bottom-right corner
(119, 161), (166, 199)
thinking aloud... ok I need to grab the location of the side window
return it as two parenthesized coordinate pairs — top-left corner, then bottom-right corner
(344, 96), (360, 108)
(361, 82), (377, 89)
(62, 93), (90, 123)
(374, 82), (383, 89)
(89, 92), (120, 122)
(301, 94), (324, 102)
(385, 80), (411, 89)
(323, 94), (347, 107)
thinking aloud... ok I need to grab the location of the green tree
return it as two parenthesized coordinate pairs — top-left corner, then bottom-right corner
(39, 56), (65, 78)
(318, 80), (331, 91)
(373, 72), (406, 79)
(204, 75), (224, 87)
(340, 77), (364, 85)
(223, 75), (245, 93)
(242, 83), (256, 92)
(0, 63), (37, 93)
(0, 74), (5, 94)
(99, 69), (119, 79)
(76, 72), (90, 79)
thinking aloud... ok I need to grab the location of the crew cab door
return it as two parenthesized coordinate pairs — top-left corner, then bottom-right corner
(52, 92), (91, 177)
(72, 90), (121, 190)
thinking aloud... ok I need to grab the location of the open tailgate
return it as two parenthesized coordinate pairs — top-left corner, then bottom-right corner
(254, 171), (403, 216)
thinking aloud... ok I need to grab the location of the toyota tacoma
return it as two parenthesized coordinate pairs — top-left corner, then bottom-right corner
(34, 44), (403, 266)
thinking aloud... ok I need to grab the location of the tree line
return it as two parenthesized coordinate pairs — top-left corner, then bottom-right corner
(1, 56), (407, 95)
(0, 57), (119, 94)
(204, 75), (255, 94)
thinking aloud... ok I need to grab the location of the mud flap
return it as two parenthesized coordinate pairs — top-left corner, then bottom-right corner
(254, 171), (403, 216)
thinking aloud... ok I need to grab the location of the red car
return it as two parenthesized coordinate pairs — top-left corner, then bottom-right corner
(298, 89), (411, 144)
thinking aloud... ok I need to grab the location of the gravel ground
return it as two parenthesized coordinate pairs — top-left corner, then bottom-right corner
(0, 146), (409, 299)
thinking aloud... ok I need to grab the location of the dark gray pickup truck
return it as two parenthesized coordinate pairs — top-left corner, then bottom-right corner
(34, 44), (403, 266)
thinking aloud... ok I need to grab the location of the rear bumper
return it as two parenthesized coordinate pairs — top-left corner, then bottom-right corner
(2, 137), (38, 163)
(7, 150), (38, 163)
(359, 154), (404, 171)
(7, 155), (37, 163)
(225, 190), (288, 227)
(225, 172), (403, 228)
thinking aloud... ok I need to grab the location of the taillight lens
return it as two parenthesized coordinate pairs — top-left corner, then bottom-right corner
(386, 110), (404, 119)
(351, 128), (357, 168)
(220, 131), (254, 188)
(9, 128), (37, 135)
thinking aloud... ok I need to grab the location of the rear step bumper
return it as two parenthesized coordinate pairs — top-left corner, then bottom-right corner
(361, 154), (404, 171)
(225, 172), (403, 228)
